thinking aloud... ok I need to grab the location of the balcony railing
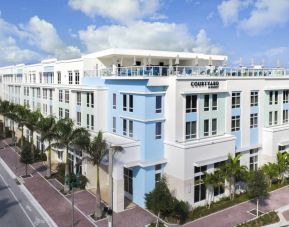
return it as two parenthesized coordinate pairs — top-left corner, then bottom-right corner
(84, 66), (289, 78)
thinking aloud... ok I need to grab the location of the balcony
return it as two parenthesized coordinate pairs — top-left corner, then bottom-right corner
(84, 66), (289, 78)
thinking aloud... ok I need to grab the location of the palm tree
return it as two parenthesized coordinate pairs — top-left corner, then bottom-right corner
(83, 131), (123, 219)
(15, 104), (29, 149)
(38, 116), (57, 178)
(262, 162), (279, 187)
(0, 100), (11, 137)
(276, 152), (288, 183)
(6, 103), (18, 141)
(52, 118), (90, 192)
(25, 109), (42, 161)
(221, 153), (248, 200)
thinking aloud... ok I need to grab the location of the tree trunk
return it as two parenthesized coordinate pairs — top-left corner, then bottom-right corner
(232, 178), (235, 199)
(256, 198), (259, 217)
(31, 130), (34, 162)
(21, 126), (24, 150)
(25, 164), (28, 177)
(94, 165), (102, 219)
(156, 211), (160, 227)
(3, 116), (6, 138)
(46, 142), (52, 178)
(64, 146), (70, 193)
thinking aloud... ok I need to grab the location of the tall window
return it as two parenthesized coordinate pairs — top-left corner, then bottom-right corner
(77, 112), (81, 126)
(49, 89), (53, 100)
(91, 93), (94, 108)
(129, 95), (133, 112)
(275, 91), (278, 104)
(57, 72), (61, 84)
(274, 111), (278, 125)
(113, 93), (116, 109)
(269, 111), (273, 126)
(204, 119), (209, 136)
(212, 118), (217, 135)
(186, 95), (197, 113)
(112, 117), (116, 133)
(212, 94), (218, 110)
(59, 108), (63, 119)
(123, 94), (127, 111)
(124, 168), (133, 195)
(87, 93), (90, 107)
(155, 164), (162, 185)
(87, 114), (90, 129)
(65, 90), (69, 104)
(37, 88), (40, 98)
(65, 109), (69, 118)
(123, 119), (127, 136)
(155, 122), (162, 139)
(250, 91), (258, 107)
(156, 96), (162, 113)
(231, 116), (240, 131)
(75, 71), (79, 84)
(186, 121), (196, 140)
(269, 91), (273, 105)
(91, 115), (94, 130)
(283, 90), (289, 103)
(68, 71), (73, 84)
(232, 92), (240, 108)
(43, 89), (47, 99)
(249, 149), (258, 171)
(59, 90), (63, 102)
(129, 120), (133, 137)
(250, 113), (258, 128)
(194, 175), (206, 202)
(204, 95), (210, 111)
(283, 110), (288, 123)
(77, 92), (81, 106)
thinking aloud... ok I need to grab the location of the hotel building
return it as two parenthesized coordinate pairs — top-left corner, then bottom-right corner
(0, 48), (288, 212)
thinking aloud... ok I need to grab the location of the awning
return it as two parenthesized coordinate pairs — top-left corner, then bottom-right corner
(124, 159), (167, 168)
(193, 155), (228, 167)
(236, 144), (262, 153)
(278, 140), (289, 146)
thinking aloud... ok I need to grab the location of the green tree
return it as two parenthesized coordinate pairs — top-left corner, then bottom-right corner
(83, 131), (122, 219)
(15, 104), (29, 149)
(276, 152), (288, 183)
(204, 170), (224, 208)
(0, 100), (11, 137)
(262, 162), (279, 187)
(52, 118), (89, 192)
(20, 144), (33, 177)
(172, 200), (190, 224)
(39, 116), (57, 178)
(6, 103), (17, 140)
(221, 154), (248, 200)
(247, 170), (269, 217)
(145, 177), (174, 225)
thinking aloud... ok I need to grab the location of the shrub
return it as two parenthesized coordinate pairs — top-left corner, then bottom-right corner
(79, 175), (89, 189)
(237, 211), (279, 227)
(172, 200), (190, 224)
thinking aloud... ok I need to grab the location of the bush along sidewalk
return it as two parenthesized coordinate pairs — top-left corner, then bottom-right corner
(237, 211), (280, 227)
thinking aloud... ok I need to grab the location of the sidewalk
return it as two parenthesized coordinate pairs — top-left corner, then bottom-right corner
(0, 139), (156, 227)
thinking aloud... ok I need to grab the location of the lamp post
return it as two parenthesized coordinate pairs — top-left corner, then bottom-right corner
(108, 146), (113, 227)
(69, 163), (81, 227)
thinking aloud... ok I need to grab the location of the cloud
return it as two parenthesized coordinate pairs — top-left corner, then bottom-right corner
(206, 12), (214, 20)
(68, 0), (160, 24)
(218, 0), (252, 26)
(78, 21), (222, 55)
(22, 16), (81, 59)
(239, 0), (289, 35)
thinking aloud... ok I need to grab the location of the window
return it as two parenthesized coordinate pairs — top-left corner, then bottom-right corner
(214, 182), (224, 196)
(49, 105), (53, 115)
(194, 165), (207, 174)
(155, 122), (162, 139)
(123, 94), (127, 111)
(65, 109), (69, 118)
(129, 95), (133, 112)
(75, 71), (79, 85)
(113, 117), (116, 133)
(269, 111), (273, 126)
(39, 72), (42, 84)
(124, 168), (133, 195)
(65, 90), (69, 103)
(274, 111), (278, 125)
(59, 90), (63, 102)
(69, 71), (73, 84)
(156, 96), (162, 113)
(204, 95), (210, 111)
(77, 112), (81, 126)
(212, 94), (218, 110)
(275, 91), (278, 104)
(87, 114), (90, 129)
(91, 115), (94, 130)
(87, 93), (90, 107)
(204, 119), (209, 136)
(59, 108), (63, 119)
(186, 121), (196, 140)
(91, 93), (94, 108)
(37, 88), (41, 98)
(212, 118), (217, 135)
(231, 116), (240, 131)
(77, 92), (81, 106)
(283, 90), (289, 103)
(129, 120), (133, 137)
(250, 91), (258, 107)
(283, 110), (288, 123)
(57, 72), (61, 84)
(113, 93), (116, 109)
(155, 164), (162, 185)
(186, 95), (197, 113)
(43, 104), (47, 115)
(43, 89), (47, 99)
(269, 91), (273, 105)
(249, 150), (258, 171)
(49, 89), (53, 100)
(194, 175), (206, 202)
(123, 119), (127, 136)
(232, 92), (240, 108)
(250, 113), (258, 128)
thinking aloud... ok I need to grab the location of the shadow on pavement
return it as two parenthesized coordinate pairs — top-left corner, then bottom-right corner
(0, 198), (19, 218)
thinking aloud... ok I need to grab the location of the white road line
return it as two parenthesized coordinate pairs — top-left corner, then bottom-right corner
(0, 174), (36, 227)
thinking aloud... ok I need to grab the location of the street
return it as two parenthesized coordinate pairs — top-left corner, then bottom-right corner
(0, 159), (51, 227)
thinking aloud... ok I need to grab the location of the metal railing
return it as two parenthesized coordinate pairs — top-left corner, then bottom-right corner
(84, 66), (289, 78)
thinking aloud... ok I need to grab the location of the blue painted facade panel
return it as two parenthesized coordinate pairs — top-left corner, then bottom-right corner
(250, 106), (259, 114)
(232, 131), (241, 150)
(250, 128), (259, 145)
(232, 108), (241, 116)
(186, 113), (197, 122)
(283, 103), (289, 110)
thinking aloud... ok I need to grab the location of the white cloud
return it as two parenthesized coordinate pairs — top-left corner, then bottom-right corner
(22, 16), (81, 59)
(68, 0), (160, 24)
(218, 0), (252, 26)
(78, 21), (222, 55)
(239, 0), (289, 35)
(206, 12), (214, 20)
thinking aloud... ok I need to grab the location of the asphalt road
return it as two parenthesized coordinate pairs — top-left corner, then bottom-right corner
(0, 160), (50, 227)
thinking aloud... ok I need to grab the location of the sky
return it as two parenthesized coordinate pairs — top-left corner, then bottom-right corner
(0, 0), (289, 67)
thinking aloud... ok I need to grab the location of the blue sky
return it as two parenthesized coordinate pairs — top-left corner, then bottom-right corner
(0, 0), (289, 67)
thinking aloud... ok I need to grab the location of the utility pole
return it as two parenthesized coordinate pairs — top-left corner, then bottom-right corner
(108, 146), (113, 227)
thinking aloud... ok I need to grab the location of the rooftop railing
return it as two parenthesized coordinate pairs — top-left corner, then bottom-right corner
(84, 66), (289, 78)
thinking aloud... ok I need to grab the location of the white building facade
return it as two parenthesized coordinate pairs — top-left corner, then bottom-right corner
(0, 48), (288, 211)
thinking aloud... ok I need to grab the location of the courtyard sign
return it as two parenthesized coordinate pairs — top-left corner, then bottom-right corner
(191, 81), (219, 89)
